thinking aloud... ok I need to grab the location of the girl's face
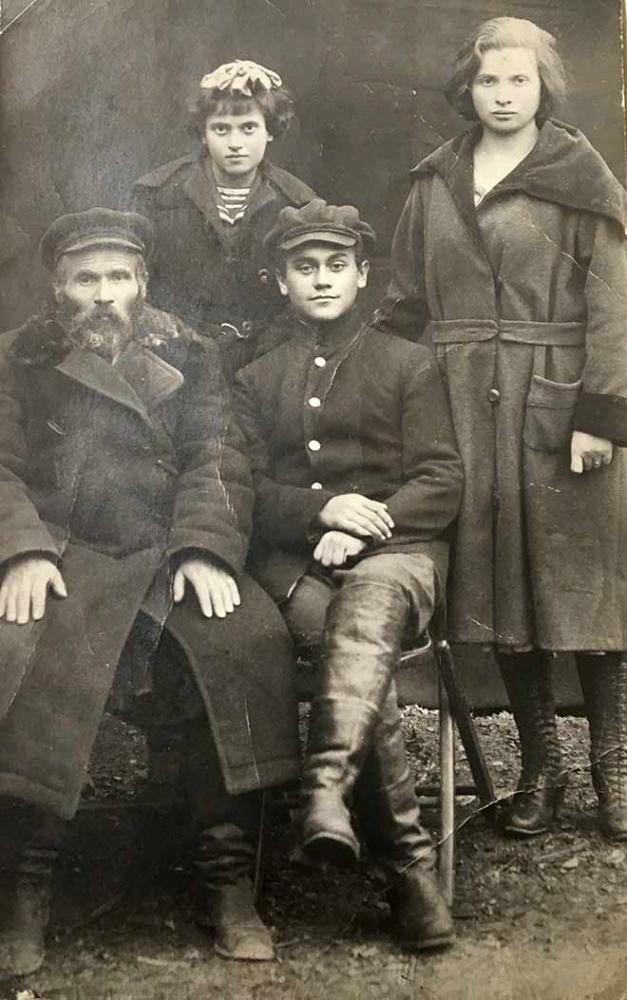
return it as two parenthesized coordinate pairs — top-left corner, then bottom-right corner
(471, 47), (542, 135)
(204, 104), (272, 187)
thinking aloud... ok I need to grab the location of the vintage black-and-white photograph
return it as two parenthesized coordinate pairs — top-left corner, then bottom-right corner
(0, 1), (625, 997)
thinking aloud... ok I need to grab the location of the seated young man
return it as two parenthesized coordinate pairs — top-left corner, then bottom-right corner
(233, 200), (464, 952)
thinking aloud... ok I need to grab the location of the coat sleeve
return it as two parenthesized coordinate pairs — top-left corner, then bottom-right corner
(573, 213), (627, 446)
(382, 348), (464, 541)
(232, 369), (336, 548)
(0, 342), (60, 566)
(371, 180), (431, 343)
(167, 338), (254, 575)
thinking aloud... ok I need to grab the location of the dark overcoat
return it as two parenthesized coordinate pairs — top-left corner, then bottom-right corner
(131, 154), (316, 375)
(375, 120), (627, 652)
(0, 305), (299, 819)
(232, 309), (464, 603)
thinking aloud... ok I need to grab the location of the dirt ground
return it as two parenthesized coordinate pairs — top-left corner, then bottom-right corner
(3, 709), (627, 1000)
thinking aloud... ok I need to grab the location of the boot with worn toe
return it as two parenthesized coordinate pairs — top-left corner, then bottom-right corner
(388, 867), (455, 952)
(577, 653), (627, 841)
(355, 684), (454, 952)
(0, 806), (64, 979)
(498, 652), (567, 837)
(205, 877), (274, 962)
(184, 720), (274, 960)
(302, 582), (410, 865)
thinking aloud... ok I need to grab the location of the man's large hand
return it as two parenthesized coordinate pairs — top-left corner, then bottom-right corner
(313, 531), (367, 568)
(318, 494), (394, 540)
(0, 557), (67, 624)
(173, 558), (240, 618)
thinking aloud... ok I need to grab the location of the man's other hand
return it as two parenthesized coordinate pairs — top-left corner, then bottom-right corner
(570, 431), (613, 474)
(318, 494), (394, 540)
(173, 558), (240, 618)
(0, 557), (67, 624)
(313, 531), (367, 568)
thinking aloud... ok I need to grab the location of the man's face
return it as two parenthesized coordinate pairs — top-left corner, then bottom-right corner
(54, 248), (144, 355)
(276, 243), (369, 323)
(204, 105), (271, 187)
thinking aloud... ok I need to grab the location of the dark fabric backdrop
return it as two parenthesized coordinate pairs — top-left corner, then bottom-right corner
(0, 0), (624, 327)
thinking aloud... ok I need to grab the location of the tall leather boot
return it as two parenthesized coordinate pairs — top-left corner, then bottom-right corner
(354, 684), (454, 952)
(0, 803), (65, 979)
(302, 581), (410, 865)
(577, 653), (627, 841)
(497, 652), (567, 836)
(184, 720), (274, 962)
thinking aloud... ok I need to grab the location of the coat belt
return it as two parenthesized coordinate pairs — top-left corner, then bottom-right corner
(427, 319), (586, 346)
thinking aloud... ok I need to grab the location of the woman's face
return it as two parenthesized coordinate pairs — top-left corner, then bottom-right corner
(471, 47), (542, 135)
(204, 104), (272, 187)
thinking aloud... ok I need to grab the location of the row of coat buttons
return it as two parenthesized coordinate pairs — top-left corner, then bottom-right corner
(308, 357), (327, 488)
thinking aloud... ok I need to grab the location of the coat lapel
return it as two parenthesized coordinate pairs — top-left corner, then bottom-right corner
(55, 342), (184, 425)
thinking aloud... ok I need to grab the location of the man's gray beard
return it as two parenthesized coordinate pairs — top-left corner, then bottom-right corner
(55, 297), (144, 360)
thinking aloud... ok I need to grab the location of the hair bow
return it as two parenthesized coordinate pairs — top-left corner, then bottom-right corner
(200, 59), (282, 96)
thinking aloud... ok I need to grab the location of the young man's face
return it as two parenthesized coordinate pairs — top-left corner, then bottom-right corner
(276, 243), (369, 323)
(204, 106), (272, 187)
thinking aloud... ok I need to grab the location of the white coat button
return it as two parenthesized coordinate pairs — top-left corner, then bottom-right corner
(311, 482), (323, 490)
(308, 439), (321, 451)
(308, 396), (321, 408)
(314, 356), (326, 368)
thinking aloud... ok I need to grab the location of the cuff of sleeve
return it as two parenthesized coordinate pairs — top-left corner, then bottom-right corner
(574, 392), (627, 448)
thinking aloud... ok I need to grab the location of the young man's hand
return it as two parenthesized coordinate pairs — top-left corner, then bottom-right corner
(313, 531), (367, 568)
(570, 431), (613, 474)
(173, 558), (240, 618)
(318, 494), (394, 540)
(0, 556), (67, 624)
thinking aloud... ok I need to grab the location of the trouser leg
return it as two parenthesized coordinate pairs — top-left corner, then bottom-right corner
(497, 650), (566, 836)
(0, 801), (65, 979)
(576, 652), (627, 841)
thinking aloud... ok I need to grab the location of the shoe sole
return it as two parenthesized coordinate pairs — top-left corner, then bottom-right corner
(214, 941), (275, 962)
(398, 933), (455, 953)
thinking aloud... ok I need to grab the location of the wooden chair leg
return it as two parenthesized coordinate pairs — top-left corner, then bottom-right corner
(435, 639), (497, 812)
(438, 674), (455, 908)
(253, 790), (267, 902)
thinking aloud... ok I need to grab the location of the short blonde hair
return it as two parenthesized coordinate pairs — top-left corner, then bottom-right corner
(445, 16), (568, 122)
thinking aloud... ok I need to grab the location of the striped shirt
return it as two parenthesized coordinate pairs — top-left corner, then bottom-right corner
(216, 185), (251, 225)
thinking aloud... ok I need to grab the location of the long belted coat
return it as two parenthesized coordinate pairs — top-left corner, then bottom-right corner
(375, 120), (627, 652)
(0, 305), (299, 819)
(131, 154), (316, 377)
(232, 309), (464, 603)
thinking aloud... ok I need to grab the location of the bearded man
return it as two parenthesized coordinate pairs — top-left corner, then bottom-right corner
(0, 209), (299, 975)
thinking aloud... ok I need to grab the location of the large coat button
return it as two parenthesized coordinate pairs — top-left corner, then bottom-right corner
(487, 387), (501, 404)
(314, 356), (326, 368)
(308, 439), (321, 451)
(308, 397), (321, 408)
(311, 482), (323, 490)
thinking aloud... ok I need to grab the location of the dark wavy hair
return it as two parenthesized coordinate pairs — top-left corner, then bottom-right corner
(444, 17), (568, 123)
(189, 83), (295, 141)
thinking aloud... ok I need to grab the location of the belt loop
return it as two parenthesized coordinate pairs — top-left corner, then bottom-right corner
(533, 344), (547, 378)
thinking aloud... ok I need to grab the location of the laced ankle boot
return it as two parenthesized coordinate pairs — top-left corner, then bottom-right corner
(0, 804), (64, 979)
(354, 685), (454, 952)
(577, 653), (627, 841)
(498, 652), (567, 836)
(184, 721), (274, 961)
(302, 582), (410, 866)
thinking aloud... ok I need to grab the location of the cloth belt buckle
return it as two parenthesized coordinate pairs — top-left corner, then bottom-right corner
(220, 321), (253, 340)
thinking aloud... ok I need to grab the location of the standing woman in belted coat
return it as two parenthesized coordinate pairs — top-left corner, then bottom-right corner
(375, 17), (627, 840)
(131, 60), (316, 382)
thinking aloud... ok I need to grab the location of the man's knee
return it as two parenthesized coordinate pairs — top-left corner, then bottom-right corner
(337, 553), (438, 632)
(281, 573), (335, 651)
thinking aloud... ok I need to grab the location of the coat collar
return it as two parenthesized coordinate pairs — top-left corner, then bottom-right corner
(291, 304), (368, 357)
(182, 154), (285, 238)
(8, 312), (186, 424)
(412, 119), (627, 229)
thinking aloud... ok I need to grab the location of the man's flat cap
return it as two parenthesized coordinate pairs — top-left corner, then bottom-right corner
(40, 208), (153, 270)
(264, 199), (376, 253)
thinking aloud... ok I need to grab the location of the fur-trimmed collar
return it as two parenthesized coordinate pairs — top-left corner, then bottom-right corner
(6, 303), (194, 370)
